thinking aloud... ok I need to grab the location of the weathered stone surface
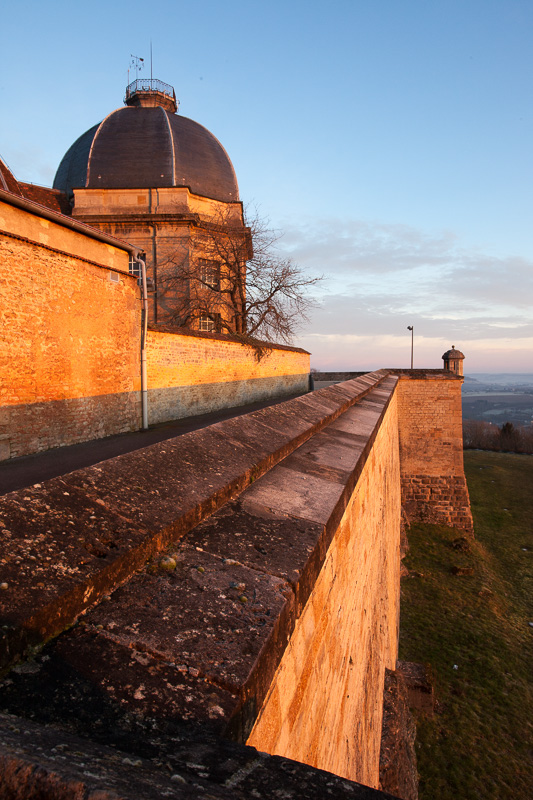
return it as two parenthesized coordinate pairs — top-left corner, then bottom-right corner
(243, 465), (346, 526)
(59, 627), (239, 730)
(0, 712), (401, 799)
(246, 386), (402, 788)
(0, 503), (317, 743)
(243, 383), (397, 545)
(76, 547), (292, 693)
(0, 374), (388, 671)
(311, 372), (367, 382)
(0, 482), (151, 667)
(394, 374), (474, 533)
(64, 426), (269, 532)
(0, 637), (236, 750)
(379, 669), (418, 800)
(0, 377), (402, 792)
(396, 661), (434, 714)
(185, 500), (325, 618)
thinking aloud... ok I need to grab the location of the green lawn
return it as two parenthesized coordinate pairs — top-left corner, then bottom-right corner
(399, 451), (533, 799)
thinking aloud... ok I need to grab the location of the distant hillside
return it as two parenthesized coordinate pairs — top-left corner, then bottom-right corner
(462, 374), (533, 426)
(465, 373), (533, 388)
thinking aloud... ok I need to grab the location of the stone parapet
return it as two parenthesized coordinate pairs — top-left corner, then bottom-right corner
(0, 372), (386, 673)
(0, 374), (401, 797)
(0, 712), (400, 800)
(0, 369), (472, 796)
(246, 378), (401, 786)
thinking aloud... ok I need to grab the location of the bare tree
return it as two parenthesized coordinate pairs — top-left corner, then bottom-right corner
(463, 418), (533, 454)
(156, 208), (322, 345)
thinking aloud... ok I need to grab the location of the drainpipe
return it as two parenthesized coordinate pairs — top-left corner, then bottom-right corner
(137, 256), (149, 430)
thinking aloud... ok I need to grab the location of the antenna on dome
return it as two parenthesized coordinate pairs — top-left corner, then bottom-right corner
(150, 40), (153, 81)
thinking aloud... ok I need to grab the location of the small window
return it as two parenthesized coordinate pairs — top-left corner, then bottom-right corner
(129, 253), (146, 277)
(198, 314), (217, 332)
(198, 314), (221, 333)
(128, 255), (140, 277)
(199, 260), (220, 290)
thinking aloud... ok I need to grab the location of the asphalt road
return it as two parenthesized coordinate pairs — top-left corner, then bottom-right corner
(0, 394), (305, 496)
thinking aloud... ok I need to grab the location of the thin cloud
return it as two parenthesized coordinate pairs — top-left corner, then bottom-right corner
(285, 216), (533, 369)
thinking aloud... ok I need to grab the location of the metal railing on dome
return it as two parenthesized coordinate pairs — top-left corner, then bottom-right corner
(125, 79), (176, 102)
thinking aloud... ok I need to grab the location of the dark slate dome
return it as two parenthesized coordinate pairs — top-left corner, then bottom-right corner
(53, 81), (239, 203)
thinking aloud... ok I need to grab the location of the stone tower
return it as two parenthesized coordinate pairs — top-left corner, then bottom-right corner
(442, 345), (465, 376)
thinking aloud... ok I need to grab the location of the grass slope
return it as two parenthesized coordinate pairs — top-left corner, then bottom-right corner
(399, 451), (533, 799)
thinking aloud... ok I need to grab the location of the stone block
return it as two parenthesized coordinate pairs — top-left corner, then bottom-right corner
(0, 436), (10, 462)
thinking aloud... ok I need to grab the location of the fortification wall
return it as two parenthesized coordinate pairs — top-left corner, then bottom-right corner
(247, 388), (400, 787)
(0, 200), (141, 461)
(395, 372), (473, 531)
(0, 373), (399, 795)
(146, 327), (310, 423)
(0, 371), (470, 797)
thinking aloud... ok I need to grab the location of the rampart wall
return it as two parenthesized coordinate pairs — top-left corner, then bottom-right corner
(395, 371), (473, 532)
(147, 326), (310, 424)
(247, 386), (401, 786)
(0, 370), (470, 797)
(0, 198), (142, 461)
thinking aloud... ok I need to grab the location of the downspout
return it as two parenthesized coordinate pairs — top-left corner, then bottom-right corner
(137, 256), (149, 430)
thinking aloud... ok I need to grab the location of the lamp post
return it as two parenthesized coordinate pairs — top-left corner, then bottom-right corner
(407, 326), (413, 369)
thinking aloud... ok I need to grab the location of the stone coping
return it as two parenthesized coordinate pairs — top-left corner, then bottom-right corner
(0, 374), (402, 799)
(0, 189), (140, 268)
(385, 369), (463, 380)
(0, 371), (387, 672)
(0, 712), (400, 799)
(313, 369), (462, 381)
(312, 371), (366, 381)
(148, 324), (310, 355)
(0, 377), (398, 794)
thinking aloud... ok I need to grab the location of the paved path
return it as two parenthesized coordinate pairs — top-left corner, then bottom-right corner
(0, 395), (304, 496)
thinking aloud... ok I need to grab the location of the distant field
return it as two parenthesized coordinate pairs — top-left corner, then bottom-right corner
(399, 451), (533, 799)
(462, 392), (533, 426)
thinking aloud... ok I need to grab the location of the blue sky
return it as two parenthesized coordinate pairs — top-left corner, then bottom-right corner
(2, 0), (532, 371)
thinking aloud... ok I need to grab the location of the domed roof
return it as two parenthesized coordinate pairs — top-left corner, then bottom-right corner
(0, 156), (23, 196)
(53, 83), (239, 203)
(442, 346), (465, 360)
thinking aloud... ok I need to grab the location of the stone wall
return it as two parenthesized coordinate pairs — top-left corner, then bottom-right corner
(0, 371), (472, 797)
(246, 383), (401, 788)
(146, 326), (310, 424)
(312, 371), (367, 382)
(1, 195), (310, 460)
(0, 372), (401, 796)
(0, 199), (141, 461)
(395, 371), (473, 532)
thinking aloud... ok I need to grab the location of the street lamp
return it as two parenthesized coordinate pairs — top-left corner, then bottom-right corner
(407, 326), (413, 369)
